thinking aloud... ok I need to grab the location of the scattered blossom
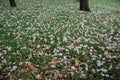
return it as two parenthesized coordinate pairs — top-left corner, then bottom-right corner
(0, 0), (119, 79)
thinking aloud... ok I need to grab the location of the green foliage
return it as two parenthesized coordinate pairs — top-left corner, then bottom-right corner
(0, 0), (120, 79)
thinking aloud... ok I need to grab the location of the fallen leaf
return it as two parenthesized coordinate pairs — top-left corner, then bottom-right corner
(71, 72), (74, 76)
(109, 64), (113, 70)
(89, 74), (94, 80)
(49, 59), (56, 69)
(35, 74), (41, 80)
(75, 59), (80, 66)
(26, 62), (37, 72)
(0, 75), (4, 79)
(45, 77), (48, 80)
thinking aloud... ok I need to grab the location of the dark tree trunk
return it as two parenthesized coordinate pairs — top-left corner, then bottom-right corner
(79, 0), (91, 11)
(9, 0), (16, 7)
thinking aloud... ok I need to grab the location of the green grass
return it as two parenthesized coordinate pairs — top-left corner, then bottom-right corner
(0, 0), (120, 80)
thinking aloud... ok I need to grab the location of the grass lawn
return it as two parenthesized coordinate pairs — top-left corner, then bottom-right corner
(0, 0), (120, 79)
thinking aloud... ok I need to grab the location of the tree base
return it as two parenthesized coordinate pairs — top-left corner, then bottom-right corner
(9, 0), (16, 7)
(79, 0), (91, 12)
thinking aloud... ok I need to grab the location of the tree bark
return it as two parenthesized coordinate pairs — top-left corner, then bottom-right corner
(9, 0), (16, 7)
(79, 0), (91, 11)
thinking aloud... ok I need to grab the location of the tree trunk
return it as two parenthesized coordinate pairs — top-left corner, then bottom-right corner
(79, 0), (91, 11)
(9, 0), (16, 7)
